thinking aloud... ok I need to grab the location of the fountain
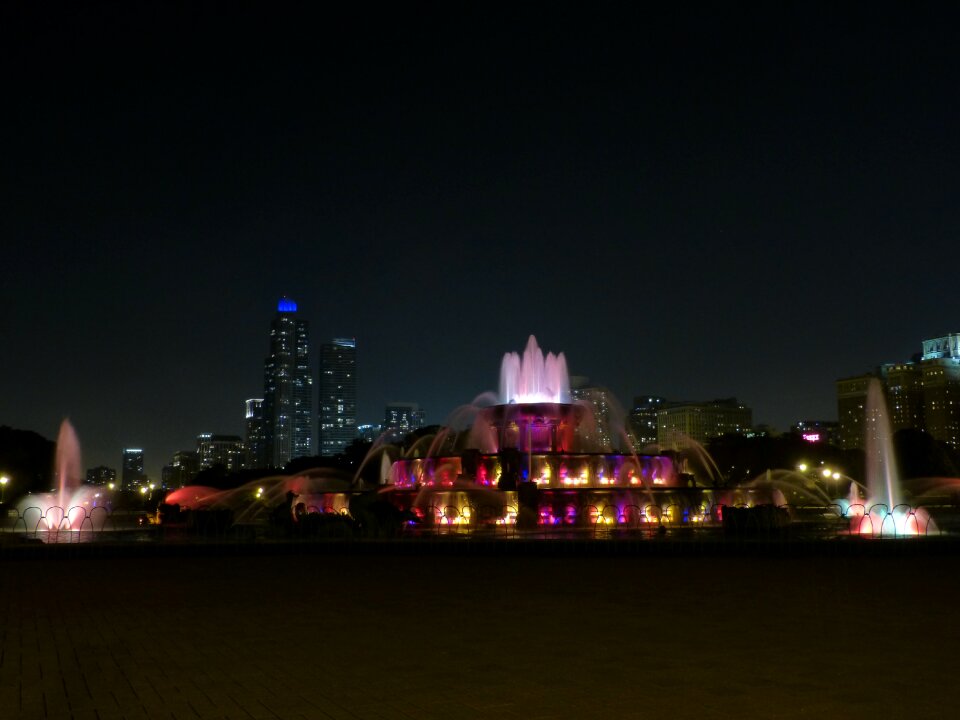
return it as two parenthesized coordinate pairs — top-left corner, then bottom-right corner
(15, 419), (111, 533)
(849, 378), (935, 536)
(387, 336), (691, 529)
(164, 469), (356, 523)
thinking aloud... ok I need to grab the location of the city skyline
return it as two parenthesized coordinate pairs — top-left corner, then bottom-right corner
(5, 3), (960, 480)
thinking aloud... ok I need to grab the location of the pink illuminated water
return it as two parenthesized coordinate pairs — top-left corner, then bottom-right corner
(851, 379), (936, 536)
(55, 419), (83, 513)
(17, 419), (108, 531)
(499, 335), (570, 404)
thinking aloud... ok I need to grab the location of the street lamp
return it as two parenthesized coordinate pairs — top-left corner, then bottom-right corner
(0, 475), (8, 503)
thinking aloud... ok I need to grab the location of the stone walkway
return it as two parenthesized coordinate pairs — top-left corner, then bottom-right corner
(1, 547), (958, 719)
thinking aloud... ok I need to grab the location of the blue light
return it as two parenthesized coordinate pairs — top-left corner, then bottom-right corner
(277, 297), (297, 313)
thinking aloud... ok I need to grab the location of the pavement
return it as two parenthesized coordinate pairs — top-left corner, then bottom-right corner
(1, 542), (958, 719)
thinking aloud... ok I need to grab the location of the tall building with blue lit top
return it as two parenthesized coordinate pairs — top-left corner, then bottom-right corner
(262, 297), (314, 467)
(319, 338), (357, 456)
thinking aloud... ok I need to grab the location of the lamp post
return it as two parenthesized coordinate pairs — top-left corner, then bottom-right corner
(0, 475), (8, 504)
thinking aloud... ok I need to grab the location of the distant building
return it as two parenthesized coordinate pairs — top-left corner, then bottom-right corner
(319, 338), (357, 456)
(836, 333), (960, 450)
(262, 297), (314, 467)
(121, 448), (145, 490)
(162, 450), (199, 489)
(920, 358), (960, 448)
(196, 434), (245, 472)
(244, 398), (268, 469)
(657, 398), (752, 448)
(880, 362), (924, 433)
(835, 374), (874, 450)
(357, 424), (382, 442)
(791, 420), (839, 445)
(85, 465), (116, 486)
(383, 403), (425, 440)
(628, 396), (666, 449)
(570, 384), (616, 450)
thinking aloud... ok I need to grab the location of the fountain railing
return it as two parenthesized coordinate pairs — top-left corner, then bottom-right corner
(2, 498), (946, 542)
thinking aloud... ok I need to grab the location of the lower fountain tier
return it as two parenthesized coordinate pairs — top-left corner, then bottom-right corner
(389, 450), (678, 489)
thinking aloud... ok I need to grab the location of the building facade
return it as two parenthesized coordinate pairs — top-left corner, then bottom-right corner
(836, 333), (960, 450)
(383, 403), (425, 440)
(656, 398), (752, 449)
(921, 358), (960, 448)
(196, 434), (245, 472)
(835, 374), (873, 450)
(628, 396), (666, 450)
(570, 384), (616, 450)
(244, 398), (267, 469)
(319, 338), (357, 456)
(262, 298), (314, 468)
(791, 420), (840, 445)
(85, 465), (116, 486)
(161, 450), (199, 489)
(121, 448), (145, 490)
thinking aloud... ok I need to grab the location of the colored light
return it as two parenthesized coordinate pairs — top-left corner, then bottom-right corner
(277, 297), (298, 313)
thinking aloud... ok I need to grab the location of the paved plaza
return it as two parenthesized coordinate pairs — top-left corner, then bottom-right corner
(1, 543), (958, 719)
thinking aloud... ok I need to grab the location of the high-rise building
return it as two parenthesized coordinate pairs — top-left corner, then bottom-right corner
(836, 374), (873, 450)
(319, 338), (357, 456)
(921, 359), (960, 448)
(383, 403), (425, 440)
(121, 448), (145, 490)
(162, 450), (199, 489)
(570, 385), (616, 450)
(85, 465), (116, 486)
(657, 398), (752, 449)
(244, 398), (267, 468)
(881, 362), (924, 433)
(836, 334), (960, 450)
(196, 433), (245, 472)
(262, 298), (314, 468)
(628, 396), (666, 449)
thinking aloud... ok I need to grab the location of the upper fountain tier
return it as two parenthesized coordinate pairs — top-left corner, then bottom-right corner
(486, 336), (580, 453)
(499, 335), (570, 405)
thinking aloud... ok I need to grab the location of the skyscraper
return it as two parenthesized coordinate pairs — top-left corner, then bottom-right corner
(121, 448), (145, 490)
(319, 338), (357, 456)
(628, 396), (666, 449)
(920, 333), (960, 448)
(383, 402), (425, 440)
(244, 398), (267, 469)
(262, 298), (314, 468)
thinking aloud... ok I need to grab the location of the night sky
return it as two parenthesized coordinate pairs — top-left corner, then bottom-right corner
(4, 2), (960, 480)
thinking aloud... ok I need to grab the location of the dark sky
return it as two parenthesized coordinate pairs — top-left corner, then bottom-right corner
(3, 1), (960, 479)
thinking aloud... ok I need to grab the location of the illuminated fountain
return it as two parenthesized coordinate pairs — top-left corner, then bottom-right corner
(164, 470), (355, 523)
(388, 336), (687, 529)
(743, 379), (938, 537)
(848, 378), (935, 537)
(15, 420), (111, 532)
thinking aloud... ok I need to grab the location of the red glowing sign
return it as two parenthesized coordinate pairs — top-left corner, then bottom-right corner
(802, 433), (821, 443)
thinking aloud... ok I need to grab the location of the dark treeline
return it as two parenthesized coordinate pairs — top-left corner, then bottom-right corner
(0, 426), (55, 495)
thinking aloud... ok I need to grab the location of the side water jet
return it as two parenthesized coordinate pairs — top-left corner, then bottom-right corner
(16, 419), (111, 532)
(854, 378), (935, 537)
(864, 378), (899, 509)
(55, 419), (83, 514)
